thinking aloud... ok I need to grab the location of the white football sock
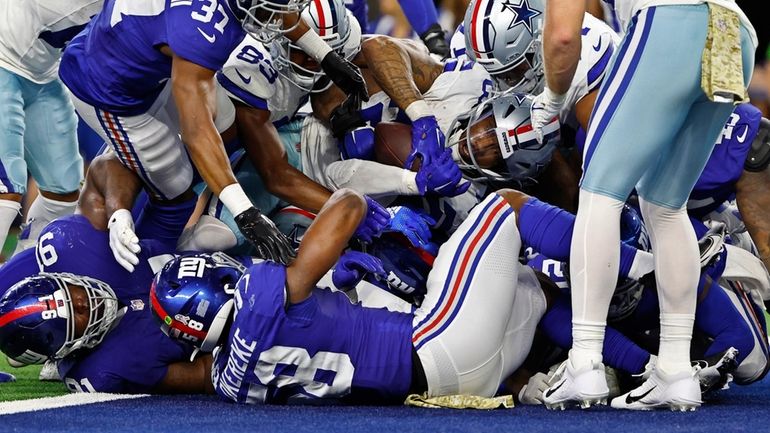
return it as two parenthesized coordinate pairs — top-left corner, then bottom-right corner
(569, 190), (626, 368)
(0, 199), (22, 253)
(639, 198), (698, 374)
(22, 195), (78, 241)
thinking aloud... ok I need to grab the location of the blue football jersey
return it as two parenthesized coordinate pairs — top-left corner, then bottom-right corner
(0, 249), (40, 298)
(60, 0), (245, 115)
(688, 103), (761, 218)
(34, 215), (193, 393)
(211, 261), (414, 404)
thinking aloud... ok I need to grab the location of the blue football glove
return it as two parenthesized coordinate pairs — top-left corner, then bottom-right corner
(405, 116), (445, 170)
(354, 196), (390, 243)
(415, 148), (471, 196)
(384, 206), (437, 249)
(332, 250), (386, 289)
(340, 126), (376, 160)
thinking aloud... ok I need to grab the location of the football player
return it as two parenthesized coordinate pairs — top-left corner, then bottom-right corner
(152, 187), (553, 404)
(0, 0), (102, 256)
(0, 153), (218, 393)
(58, 0), (368, 268)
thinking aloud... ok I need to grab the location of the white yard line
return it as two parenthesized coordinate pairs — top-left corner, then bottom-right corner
(0, 393), (149, 415)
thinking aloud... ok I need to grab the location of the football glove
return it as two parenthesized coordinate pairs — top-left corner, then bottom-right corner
(329, 94), (366, 138)
(321, 51), (369, 102)
(234, 207), (296, 264)
(108, 209), (141, 273)
(353, 196), (390, 243)
(332, 250), (386, 289)
(384, 206), (436, 249)
(530, 87), (566, 143)
(415, 148), (471, 196)
(405, 116), (445, 170)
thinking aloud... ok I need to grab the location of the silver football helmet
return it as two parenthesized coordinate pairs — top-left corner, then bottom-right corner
(273, 0), (361, 91)
(463, 0), (545, 94)
(230, 0), (311, 43)
(447, 91), (560, 183)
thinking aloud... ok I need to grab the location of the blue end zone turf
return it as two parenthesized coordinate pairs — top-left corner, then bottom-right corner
(2, 374), (769, 433)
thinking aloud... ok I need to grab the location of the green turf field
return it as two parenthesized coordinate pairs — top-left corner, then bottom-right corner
(0, 356), (68, 401)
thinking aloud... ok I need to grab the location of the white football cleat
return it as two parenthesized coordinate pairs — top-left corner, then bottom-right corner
(542, 357), (609, 410)
(611, 367), (702, 411)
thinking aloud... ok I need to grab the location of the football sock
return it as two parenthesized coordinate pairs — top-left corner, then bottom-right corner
(135, 196), (197, 250)
(396, 0), (438, 35)
(0, 199), (21, 252)
(21, 194), (78, 242)
(570, 190), (626, 368)
(639, 198), (698, 374)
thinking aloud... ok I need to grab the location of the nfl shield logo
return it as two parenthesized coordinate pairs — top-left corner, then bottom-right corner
(130, 299), (145, 311)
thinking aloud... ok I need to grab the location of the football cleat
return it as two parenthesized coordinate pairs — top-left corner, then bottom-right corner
(543, 357), (609, 410)
(0, 371), (16, 383)
(695, 347), (739, 395)
(611, 366), (702, 411)
(698, 222), (726, 268)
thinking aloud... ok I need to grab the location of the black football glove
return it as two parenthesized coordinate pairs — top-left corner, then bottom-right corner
(420, 24), (450, 60)
(320, 51), (369, 102)
(329, 93), (366, 138)
(234, 207), (296, 264)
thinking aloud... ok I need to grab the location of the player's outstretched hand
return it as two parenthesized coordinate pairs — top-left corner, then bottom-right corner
(530, 87), (566, 143)
(108, 209), (141, 273)
(321, 51), (369, 102)
(332, 250), (386, 289)
(384, 206), (436, 249)
(406, 116), (445, 170)
(234, 207), (296, 264)
(415, 148), (471, 197)
(353, 196), (390, 243)
(518, 372), (550, 405)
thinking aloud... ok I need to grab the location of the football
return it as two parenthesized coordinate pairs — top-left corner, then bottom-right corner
(374, 122), (419, 171)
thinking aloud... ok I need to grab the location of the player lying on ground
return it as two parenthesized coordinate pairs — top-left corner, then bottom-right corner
(0, 154), (217, 393)
(152, 188), (556, 404)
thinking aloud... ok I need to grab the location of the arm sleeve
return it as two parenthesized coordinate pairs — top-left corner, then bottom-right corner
(323, 159), (420, 197)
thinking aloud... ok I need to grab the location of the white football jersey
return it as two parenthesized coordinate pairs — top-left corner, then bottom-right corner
(355, 58), (493, 134)
(218, 36), (309, 125)
(559, 13), (621, 128)
(0, 0), (102, 83)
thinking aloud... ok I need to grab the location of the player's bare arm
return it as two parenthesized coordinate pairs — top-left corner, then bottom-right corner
(542, 0), (584, 95)
(171, 54), (238, 197)
(361, 35), (442, 111)
(285, 189), (366, 303)
(736, 167), (770, 272)
(235, 102), (332, 213)
(152, 354), (215, 394)
(77, 153), (143, 231)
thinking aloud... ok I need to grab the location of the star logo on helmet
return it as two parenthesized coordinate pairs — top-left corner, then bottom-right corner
(501, 0), (542, 33)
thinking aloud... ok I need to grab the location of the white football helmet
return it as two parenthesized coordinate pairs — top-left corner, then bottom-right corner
(273, 0), (361, 91)
(230, 0), (310, 43)
(463, 0), (545, 93)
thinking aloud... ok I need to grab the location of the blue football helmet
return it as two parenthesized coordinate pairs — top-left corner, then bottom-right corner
(230, 0), (310, 43)
(0, 273), (119, 364)
(608, 204), (651, 321)
(150, 252), (246, 352)
(447, 91), (560, 184)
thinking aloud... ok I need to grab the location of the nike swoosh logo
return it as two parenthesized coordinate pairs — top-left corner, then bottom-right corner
(593, 38), (602, 52)
(625, 385), (656, 404)
(197, 27), (216, 44)
(544, 379), (566, 398)
(736, 125), (748, 142)
(234, 68), (251, 85)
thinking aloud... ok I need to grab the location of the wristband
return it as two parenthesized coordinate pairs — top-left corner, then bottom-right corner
(219, 183), (252, 217)
(295, 29), (333, 61)
(405, 100), (431, 122)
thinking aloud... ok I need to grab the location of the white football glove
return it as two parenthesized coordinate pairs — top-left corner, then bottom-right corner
(517, 372), (551, 405)
(530, 87), (566, 143)
(108, 209), (141, 272)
